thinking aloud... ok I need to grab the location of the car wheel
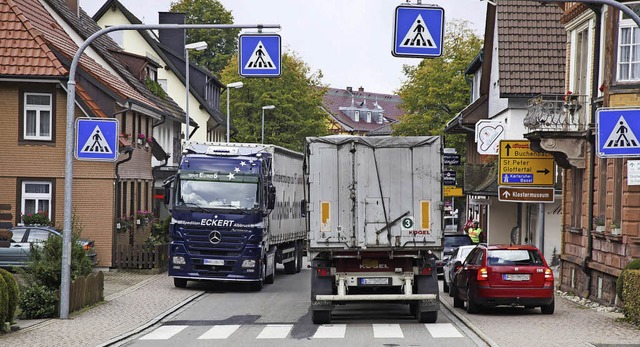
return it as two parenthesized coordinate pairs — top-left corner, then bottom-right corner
(541, 298), (555, 314)
(466, 287), (479, 314)
(453, 286), (464, 308)
(448, 279), (456, 298)
(442, 277), (449, 293)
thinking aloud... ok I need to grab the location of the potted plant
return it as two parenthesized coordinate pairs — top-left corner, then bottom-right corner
(137, 134), (146, 146)
(593, 215), (605, 232)
(21, 211), (51, 226)
(0, 228), (12, 247)
(611, 220), (622, 236)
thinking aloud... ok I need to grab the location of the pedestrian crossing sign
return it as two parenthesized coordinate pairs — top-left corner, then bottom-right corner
(239, 34), (281, 77)
(392, 5), (444, 58)
(597, 108), (640, 157)
(75, 118), (119, 162)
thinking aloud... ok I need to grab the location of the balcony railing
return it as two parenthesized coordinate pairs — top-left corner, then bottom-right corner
(524, 94), (588, 133)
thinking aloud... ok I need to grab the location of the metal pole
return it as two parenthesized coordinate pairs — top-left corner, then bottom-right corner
(261, 108), (265, 144)
(226, 88), (230, 143)
(185, 48), (190, 141)
(61, 22), (279, 319)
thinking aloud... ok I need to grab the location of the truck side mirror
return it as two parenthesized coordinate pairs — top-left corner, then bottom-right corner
(163, 185), (171, 206)
(267, 185), (276, 210)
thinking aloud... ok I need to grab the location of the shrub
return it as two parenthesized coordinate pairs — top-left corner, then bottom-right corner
(617, 258), (640, 302)
(0, 275), (7, 328)
(0, 269), (19, 324)
(622, 270), (640, 326)
(18, 284), (57, 319)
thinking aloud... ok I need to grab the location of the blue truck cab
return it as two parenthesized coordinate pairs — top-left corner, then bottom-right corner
(164, 142), (306, 290)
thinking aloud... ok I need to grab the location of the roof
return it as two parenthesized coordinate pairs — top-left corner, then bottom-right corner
(322, 87), (404, 134)
(497, 1), (565, 96)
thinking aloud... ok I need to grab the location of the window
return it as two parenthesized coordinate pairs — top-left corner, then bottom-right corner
(21, 181), (52, 217)
(24, 93), (52, 140)
(378, 113), (384, 124)
(354, 110), (360, 122)
(573, 26), (589, 95)
(618, 3), (640, 81)
(146, 66), (157, 82)
(27, 228), (54, 243)
(366, 112), (372, 123)
(571, 169), (584, 227)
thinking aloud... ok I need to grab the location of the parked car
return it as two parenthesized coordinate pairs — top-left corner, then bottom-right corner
(436, 233), (474, 276)
(442, 244), (477, 295)
(0, 226), (96, 268)
(451, 244), (555, 314)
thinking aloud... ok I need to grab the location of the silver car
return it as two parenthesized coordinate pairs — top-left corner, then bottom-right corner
(442, 244), (477, 296)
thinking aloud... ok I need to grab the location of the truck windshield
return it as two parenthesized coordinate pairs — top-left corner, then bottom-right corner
(178, 172), (259, 210)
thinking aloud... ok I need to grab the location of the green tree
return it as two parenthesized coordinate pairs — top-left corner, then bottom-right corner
(220, 51), (330, 152)
(170, 0), (239, 76)
(393, 20), (482, 153)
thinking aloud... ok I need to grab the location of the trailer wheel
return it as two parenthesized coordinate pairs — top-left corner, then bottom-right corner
(295, 241), (303, 273)
(312, 309), (331, 324)
(284, 245), (297, 274)
(417, 310), (437, 323)
(173, 278), (187, 288)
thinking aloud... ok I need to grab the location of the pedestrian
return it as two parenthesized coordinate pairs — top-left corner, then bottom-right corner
(468, 221), (483, 244)
(463, 217), (474, 233)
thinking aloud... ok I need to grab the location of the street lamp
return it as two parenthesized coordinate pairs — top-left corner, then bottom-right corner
(184, 41), (207, 141)
(261, 105), (275, 144)
(226, 81), (244, 142)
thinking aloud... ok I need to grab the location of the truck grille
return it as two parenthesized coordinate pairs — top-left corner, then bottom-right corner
(183, 228), (248, 256)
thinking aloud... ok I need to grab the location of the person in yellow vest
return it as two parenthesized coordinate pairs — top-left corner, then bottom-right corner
(468, 221), (483, 244)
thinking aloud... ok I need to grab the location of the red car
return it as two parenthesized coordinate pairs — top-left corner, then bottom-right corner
(451, 244), (555, 314)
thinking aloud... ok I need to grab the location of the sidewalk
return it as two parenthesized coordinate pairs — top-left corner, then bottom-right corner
(0, 270), (203, 347)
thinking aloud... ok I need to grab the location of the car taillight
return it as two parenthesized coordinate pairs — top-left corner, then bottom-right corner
(420, 266), (433, 276)
(317, 267), (330, 277)
(545, 268), (553, 280)
(477, 267), (488, 281)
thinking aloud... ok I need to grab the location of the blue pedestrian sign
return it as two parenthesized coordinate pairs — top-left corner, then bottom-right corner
(239, 34), (281, 77)
(75, 118), (119, 162)
(392, 5), (444, 58)
(596, 108), (640, 157)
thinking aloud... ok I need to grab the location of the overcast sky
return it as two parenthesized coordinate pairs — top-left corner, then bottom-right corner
(81, 0), (487, 95)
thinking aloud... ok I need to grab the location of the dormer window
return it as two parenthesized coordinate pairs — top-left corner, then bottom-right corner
(378, 113), (384, 124)
(354, 110), (360, 122)
(146, 66), (157, 82)
(366, 112), (372, 123)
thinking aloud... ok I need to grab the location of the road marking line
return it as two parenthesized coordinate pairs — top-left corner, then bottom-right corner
(256, 324), (293, 339)
(198, 325), (241, 339)
(313, 324), (346, 338)
(373, 324), (404, 338)
(139, 325), (187, 340)
(426, 323), (463, 338)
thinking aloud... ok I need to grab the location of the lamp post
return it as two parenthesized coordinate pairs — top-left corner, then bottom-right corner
(261, 105), (275, 144)
(226, 81), (244, 142)
(184, 41), (207, 141)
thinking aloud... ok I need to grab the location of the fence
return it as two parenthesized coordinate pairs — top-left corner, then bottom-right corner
(113, 243), (169, 271)
(55, 271), (104, 315)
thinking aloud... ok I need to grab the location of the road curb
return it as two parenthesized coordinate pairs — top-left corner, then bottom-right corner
(439, 294), (500, 347)
(96, 290), (205, 347)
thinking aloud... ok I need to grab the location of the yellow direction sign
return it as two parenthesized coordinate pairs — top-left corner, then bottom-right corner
(499, 140), (555, 186)
(444, 186), (464, 197)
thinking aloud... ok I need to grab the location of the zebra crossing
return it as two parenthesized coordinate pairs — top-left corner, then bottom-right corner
(137, 322), (464, 341)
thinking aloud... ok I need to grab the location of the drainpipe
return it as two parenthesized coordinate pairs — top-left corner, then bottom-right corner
(583, 4), (602, 300)
(114, 146), (134, 262)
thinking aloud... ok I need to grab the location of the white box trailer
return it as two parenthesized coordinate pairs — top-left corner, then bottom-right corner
(305, 136), (444, 324)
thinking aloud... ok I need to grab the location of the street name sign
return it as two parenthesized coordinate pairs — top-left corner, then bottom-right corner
(75, 118), (119, 162)
(498, 186), (555, 203)
(239, 34), (281, 77)
(499, 140), (555, 186)
(392, 5), (444, 58)
(444, 186), (464, 197)
(596, 108), (640, 158)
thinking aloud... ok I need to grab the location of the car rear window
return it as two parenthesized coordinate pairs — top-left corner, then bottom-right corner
(487, 249), (544, 266)
(445, 235), (472, 248)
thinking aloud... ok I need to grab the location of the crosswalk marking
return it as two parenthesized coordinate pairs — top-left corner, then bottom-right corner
(256, 324), (293, 339)
(139, 325), (187, 340)
(373, 324), (404, 338)
(313, 324), (347, 338)
(198, 325), (241, 339)
(426, 323), (463, 338)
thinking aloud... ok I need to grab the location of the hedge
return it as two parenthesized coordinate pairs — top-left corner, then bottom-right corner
(0, 269), (19, 325)
(623, 269), (640, 326)
(0, 275), (7, 330)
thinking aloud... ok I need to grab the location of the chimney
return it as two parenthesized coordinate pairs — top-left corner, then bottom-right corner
(358, 86), (364, 92)
(158, 12), (186, 57)
(346, 86), (352, 93)
(66, 0), (79, 17)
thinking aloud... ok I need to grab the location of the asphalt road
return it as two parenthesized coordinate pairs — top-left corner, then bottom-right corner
(119, 259), (485, 347)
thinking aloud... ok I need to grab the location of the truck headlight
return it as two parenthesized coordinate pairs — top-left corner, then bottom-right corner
(242, 259), (256, 268)
(172, 256), (186, 265)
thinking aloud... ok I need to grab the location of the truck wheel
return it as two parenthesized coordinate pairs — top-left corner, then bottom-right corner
(312, 309), (331, 324)
(417, 310), (438, 323)
(295, 241), (303, 273)
(173, 278), (187, 288)
(265, 257), (275, 284)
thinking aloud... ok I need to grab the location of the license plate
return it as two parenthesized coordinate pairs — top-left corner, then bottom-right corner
(504, 274), (530, 281)
(203, 259), (224, 266)
(359, 277), (390, 285)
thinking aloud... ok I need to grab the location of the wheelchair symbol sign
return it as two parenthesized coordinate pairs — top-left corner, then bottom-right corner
(401, 217), (414, 231)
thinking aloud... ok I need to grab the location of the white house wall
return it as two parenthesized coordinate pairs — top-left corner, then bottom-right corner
(489, 20), (508, 119)
(487, 197), (517, 245)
